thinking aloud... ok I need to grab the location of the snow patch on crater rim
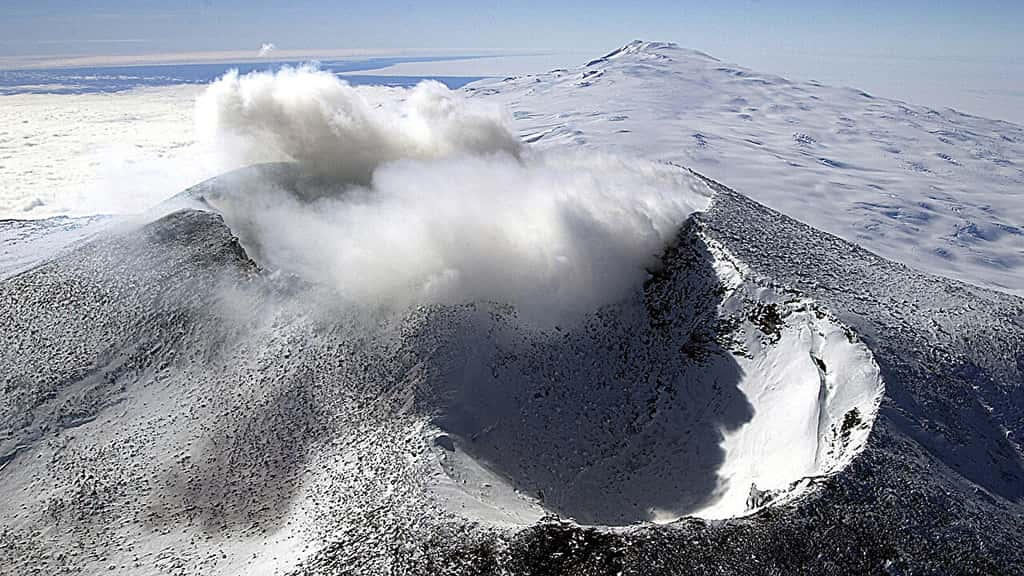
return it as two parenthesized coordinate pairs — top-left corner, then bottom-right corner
(693, 234), (883, 520)
(425, 230), (884, 526)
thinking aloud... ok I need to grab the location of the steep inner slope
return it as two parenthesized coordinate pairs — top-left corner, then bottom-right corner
(415, 219), (882, 525)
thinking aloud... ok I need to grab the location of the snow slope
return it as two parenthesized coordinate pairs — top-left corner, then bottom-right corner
(0, 214), (110, 279)
(470, 41), (1024, 296)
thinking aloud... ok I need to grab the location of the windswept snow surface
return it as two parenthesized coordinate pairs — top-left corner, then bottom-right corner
(471, 41), (1024, 296)
(0, 214), (111, 279)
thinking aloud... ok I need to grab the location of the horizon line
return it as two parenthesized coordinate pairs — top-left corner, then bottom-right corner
(0, 47), (573, 71)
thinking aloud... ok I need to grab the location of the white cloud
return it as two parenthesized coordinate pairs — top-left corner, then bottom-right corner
(0, 85), (208, 219)
(194, 66), (711, 322)
(195, 66), (522, 184)
(258, 42), (276, 57)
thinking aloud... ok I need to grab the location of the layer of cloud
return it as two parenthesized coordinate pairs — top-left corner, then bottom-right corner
(0, 85), (207, 219)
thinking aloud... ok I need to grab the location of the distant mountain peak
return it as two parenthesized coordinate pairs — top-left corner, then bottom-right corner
(586, 40), (720, 66)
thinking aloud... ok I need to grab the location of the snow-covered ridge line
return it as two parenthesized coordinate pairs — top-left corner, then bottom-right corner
(474, 40), (1024, 298)
(585, 40), (720, 66)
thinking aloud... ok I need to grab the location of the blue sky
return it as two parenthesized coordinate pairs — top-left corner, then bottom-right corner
(1, 1), (1022, 122)
(1, 1), (1020, 62)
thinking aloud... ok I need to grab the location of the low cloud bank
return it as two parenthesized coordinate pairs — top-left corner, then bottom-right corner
(195, 67), (710, 322)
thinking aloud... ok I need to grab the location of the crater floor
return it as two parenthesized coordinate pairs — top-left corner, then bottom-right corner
(420, 224), (883, 525)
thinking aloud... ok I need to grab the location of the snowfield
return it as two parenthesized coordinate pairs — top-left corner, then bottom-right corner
(472, 41), (1024, 297)
(1, 41), (1023, 575)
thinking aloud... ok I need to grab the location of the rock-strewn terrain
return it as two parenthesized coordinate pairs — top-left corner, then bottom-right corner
(1, 167), (1021, 574)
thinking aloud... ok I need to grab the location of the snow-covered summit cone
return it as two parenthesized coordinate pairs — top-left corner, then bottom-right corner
(2, 162), (1022, 574)
(474, 40), (1024, 298)
(584, 40), (719, 66)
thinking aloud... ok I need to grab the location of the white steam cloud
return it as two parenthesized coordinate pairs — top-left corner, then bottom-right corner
(196, 66), (521, 184)
(194, 67), (711, 322)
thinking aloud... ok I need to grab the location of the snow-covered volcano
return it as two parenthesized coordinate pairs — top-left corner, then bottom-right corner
(1, 42), (1023, 576)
